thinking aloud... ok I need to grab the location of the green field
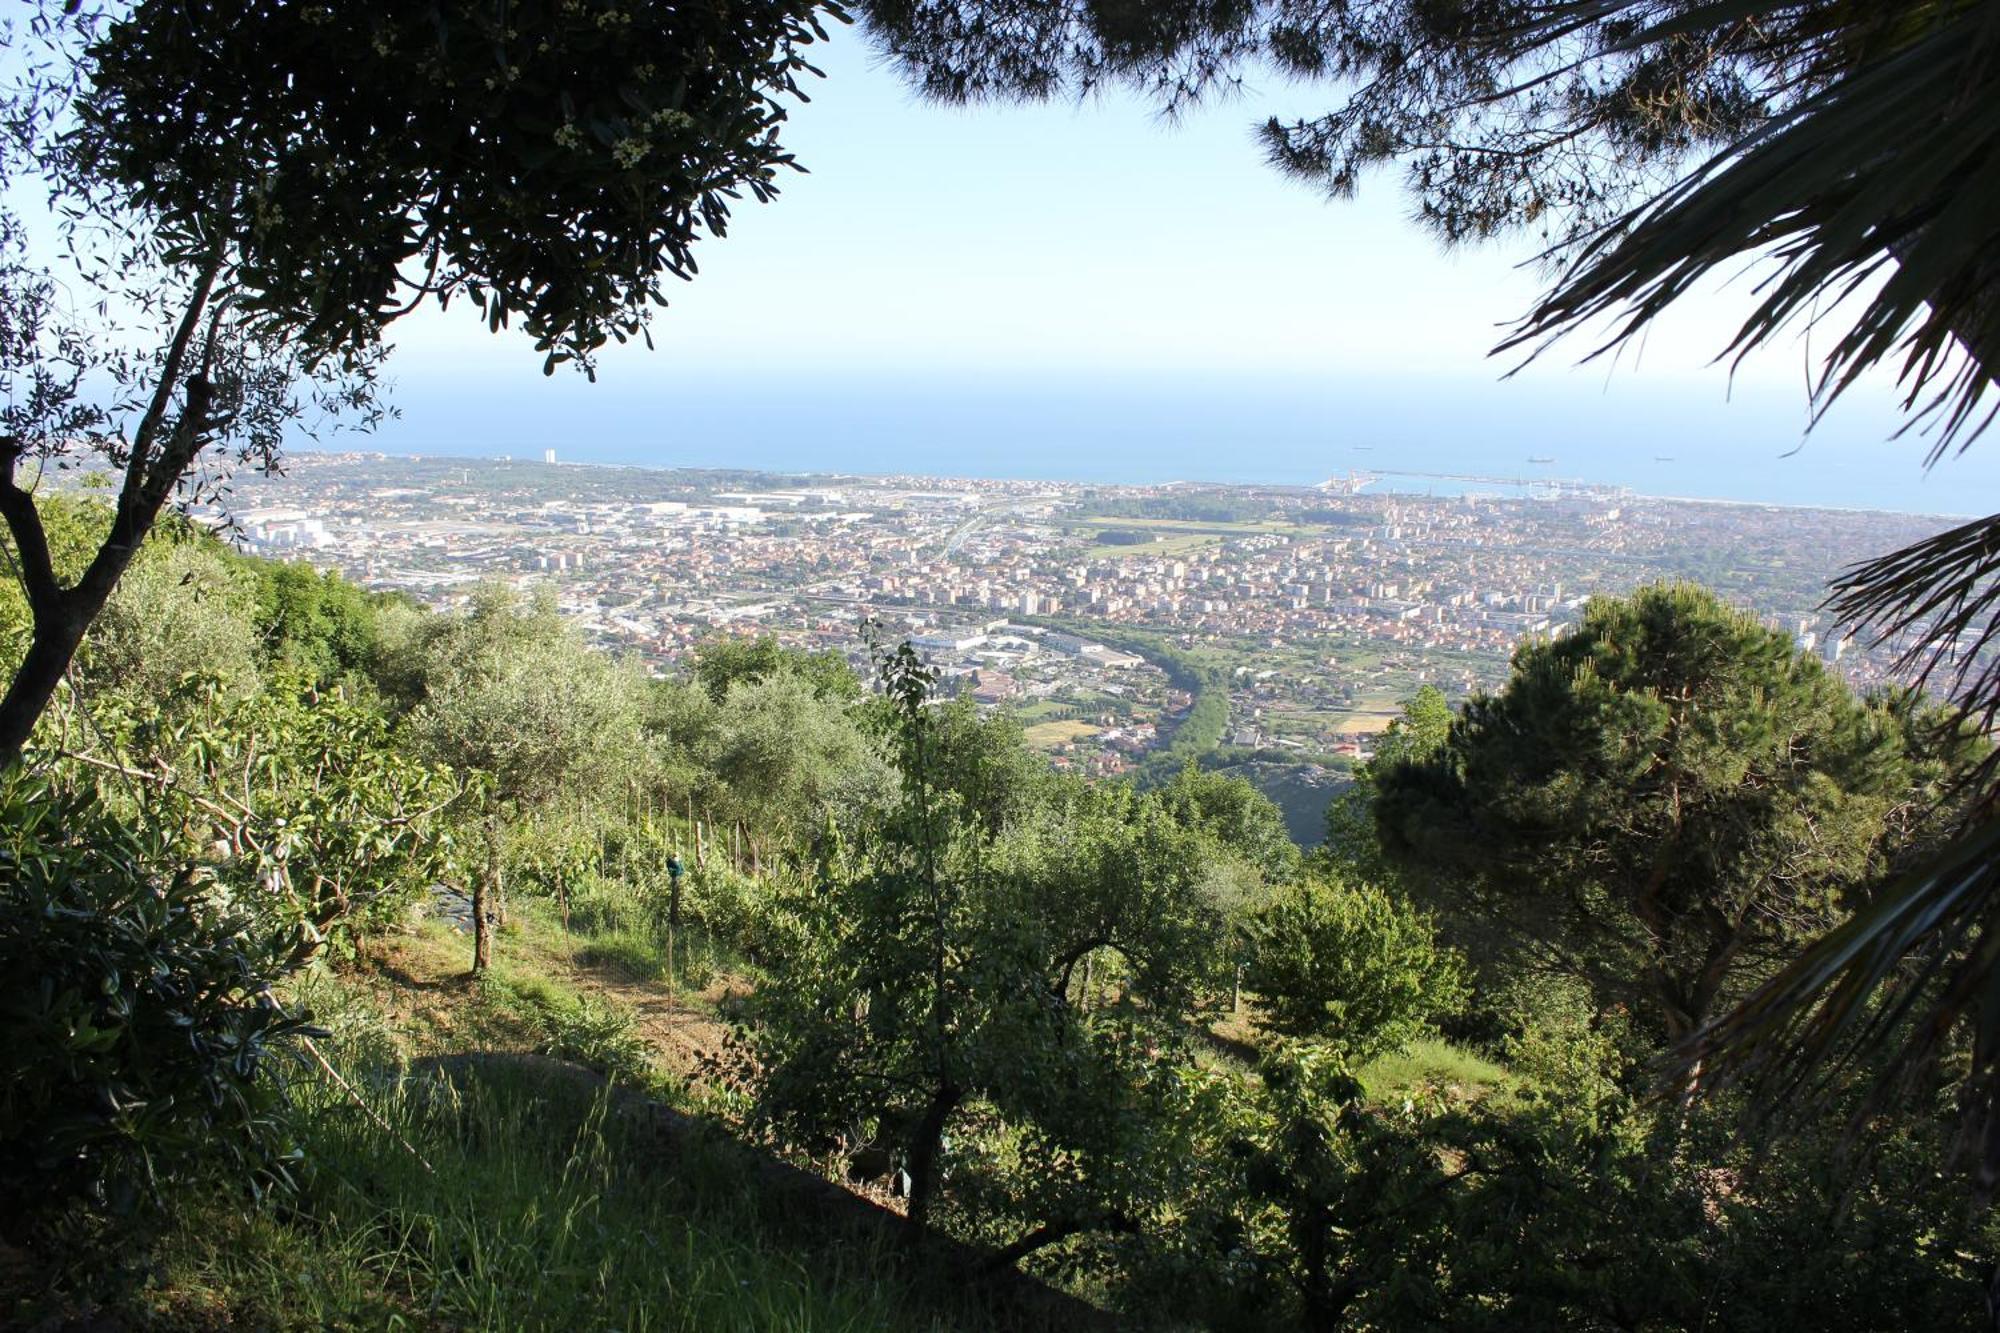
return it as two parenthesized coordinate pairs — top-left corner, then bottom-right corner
(1023, 719), (1103, 749)
(1083, 531), (1223, 560)
(1320, 707), (1404, 735)
(1072, 515), (1295, 534)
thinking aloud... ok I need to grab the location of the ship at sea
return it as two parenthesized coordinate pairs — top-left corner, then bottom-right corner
(1528, 455), (1556, 464)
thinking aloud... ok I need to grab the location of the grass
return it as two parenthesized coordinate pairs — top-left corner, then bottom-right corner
(1359, 1038), (1514, 1104)
(1022, 719), (1103, 749)
(1320, 710), (1403, 736)
(1083, 532), (1221, 560)
(1069, 516), (1292, 536)
(112, 909), (1037, 1333)
(530, 877), (735, 996)
(144, 1054), (946, 1332)
(1206, 1002), (1511, 1102)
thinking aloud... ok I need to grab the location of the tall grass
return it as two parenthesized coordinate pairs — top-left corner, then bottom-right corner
(562, 870), (753, 991)
(150, 1052), (958, 1331)
(1357, 1036), (1513, 1103)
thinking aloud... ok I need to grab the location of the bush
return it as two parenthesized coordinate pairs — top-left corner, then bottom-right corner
(0, 774), (310, 1225)
(1244, 874), (1464, 1060)
(684, 863), (778, 958)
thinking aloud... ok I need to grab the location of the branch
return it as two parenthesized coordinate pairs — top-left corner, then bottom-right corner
(119, 238), (227, 520)
(78, 370), (216, 608)
(52, 746), (251, 826)
(982, 1209), (1137, 1274)
(1052, 936), (1108, 998)
(0, 437), (62, 622)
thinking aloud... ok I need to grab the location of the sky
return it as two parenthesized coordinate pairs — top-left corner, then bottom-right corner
(349, 23), (1998, 513)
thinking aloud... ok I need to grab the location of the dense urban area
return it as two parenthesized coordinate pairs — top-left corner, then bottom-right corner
(199, 450), (1961, 838)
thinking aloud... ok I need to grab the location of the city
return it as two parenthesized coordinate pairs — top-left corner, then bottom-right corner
(205, 450), (1963, 824)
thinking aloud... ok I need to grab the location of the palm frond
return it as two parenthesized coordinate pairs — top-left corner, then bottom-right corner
(1511, 2), (2000, 1173)
(1689, 815), (2000, 1184)
(1502, 0), (2000, 460)
(1830, 513), (2000, 739)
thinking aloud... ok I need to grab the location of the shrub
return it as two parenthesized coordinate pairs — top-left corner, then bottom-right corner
(1244, 874), (1464, 1060)
(0, 773), (310, 1224)
(683, 863), (784, 959)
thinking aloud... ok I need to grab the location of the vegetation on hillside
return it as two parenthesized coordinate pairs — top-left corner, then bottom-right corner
(4, 515), (1994, 1328)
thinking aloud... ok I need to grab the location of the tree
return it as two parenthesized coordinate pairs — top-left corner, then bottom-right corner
(245, 560), (390, 688)
(404, 585), (643, 970)
(1159, 759), (1303, 884)
(0, 770), (313, 1226)
(711, 670), (884, 869)
(910, 695), (1050, 838)
(749, 644), (1227, 1257)
(1375, 584), (1910, 1047)
(79, 534), (262, 710)
(0, 0), (839, 761)
(692, 633), (863, 706)
(1320, 685), (1451, 881)
(1243, 874), (1463, 1060)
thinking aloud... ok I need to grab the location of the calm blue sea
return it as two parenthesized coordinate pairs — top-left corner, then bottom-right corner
(341, 369), (2000, 519)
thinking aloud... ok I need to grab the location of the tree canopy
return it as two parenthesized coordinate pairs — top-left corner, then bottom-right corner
(0, 0), (842, 762)
(76, 0), (839, 369)
(1376, 583), (1911, 1043)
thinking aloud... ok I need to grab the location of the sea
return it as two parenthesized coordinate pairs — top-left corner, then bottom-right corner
(343, 368), (2000, 519)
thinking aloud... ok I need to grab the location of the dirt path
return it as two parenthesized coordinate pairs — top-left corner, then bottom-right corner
(557, 949), (741, 1084)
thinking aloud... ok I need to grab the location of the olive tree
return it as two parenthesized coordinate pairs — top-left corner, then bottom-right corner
(404, 585), (644, 971)
(712, 670), (886, 872)
(0, 0), (839, 761)
(1244, 874), (1464, 1061)
(749, 645), (1228, 1258)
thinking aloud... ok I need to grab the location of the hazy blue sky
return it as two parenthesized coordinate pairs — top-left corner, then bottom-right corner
(363, 21), (1998, 512)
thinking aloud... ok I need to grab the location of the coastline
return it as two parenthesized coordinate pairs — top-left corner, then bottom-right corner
(287, 445), (1983, 524)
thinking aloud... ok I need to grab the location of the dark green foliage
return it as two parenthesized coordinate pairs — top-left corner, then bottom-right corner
(919, 696), (1050, 837)
(1377, 584), (1908, 1042)
(1294, 509), (1370, 528)
(224, 682), (464, 951)
(0, 773), (309, 1224)
(711, 669), (884, 856)
(1151, 686), (1228, 779)
(693, 633), (863, 705)
(1243, 875), (1462, 1058)
(79, 0), (843, 370)
(244, 559), (389, 686)
(1089, 493), (1270, 523)
(1205, 759), (1345, 849)
(1319, 684), (1450, 880)
(1158, 759), (1302, 883)
(749, 643), (1226, 1250)
(1135, 1034), (1989, 1332)
(8, 504), (1992, 1326)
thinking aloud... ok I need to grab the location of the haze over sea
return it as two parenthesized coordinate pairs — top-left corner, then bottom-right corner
(355, 367), (2000, 517)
